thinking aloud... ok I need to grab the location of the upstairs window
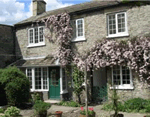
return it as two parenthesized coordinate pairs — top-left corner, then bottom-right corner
(107, 12), (128, 38)
(71, 18), (85, 42)
(28, 26), (45, 47)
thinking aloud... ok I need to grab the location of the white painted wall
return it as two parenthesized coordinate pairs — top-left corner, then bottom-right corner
(93, 68), (106, 87)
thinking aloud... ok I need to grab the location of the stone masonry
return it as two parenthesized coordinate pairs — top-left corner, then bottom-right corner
(14, 3), (150, 101)
(0, 24), (15, 68)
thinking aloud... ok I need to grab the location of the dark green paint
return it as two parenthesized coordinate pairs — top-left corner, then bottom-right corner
(49, 67), (60, 99)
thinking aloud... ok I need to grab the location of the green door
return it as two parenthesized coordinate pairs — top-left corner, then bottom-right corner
(49, 67), (60, 99)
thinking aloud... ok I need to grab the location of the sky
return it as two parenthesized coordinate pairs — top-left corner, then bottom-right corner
(0, 0), (91, 25)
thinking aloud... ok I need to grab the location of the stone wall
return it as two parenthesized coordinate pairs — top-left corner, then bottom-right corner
(15, 3), (150, 101)
(0, 24), (15, 68)
(15, 24), (58, 59)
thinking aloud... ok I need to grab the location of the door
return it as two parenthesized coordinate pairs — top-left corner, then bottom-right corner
(49, 67), (60, 99)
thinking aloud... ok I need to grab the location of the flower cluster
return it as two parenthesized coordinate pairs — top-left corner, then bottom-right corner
(80, 107), (95, 115)
(42, 13), (73, 66)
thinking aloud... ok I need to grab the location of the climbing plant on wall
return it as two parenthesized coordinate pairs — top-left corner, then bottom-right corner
(41, 13), (150, 86)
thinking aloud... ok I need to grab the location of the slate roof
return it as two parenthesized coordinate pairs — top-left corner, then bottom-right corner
(14, 0), (120, 26)
(9, 56), (59, 67)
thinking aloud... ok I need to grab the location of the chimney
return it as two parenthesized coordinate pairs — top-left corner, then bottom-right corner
(32, 0), (46, 16)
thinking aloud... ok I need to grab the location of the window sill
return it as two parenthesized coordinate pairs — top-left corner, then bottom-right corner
(27, 43), (45, 48)
(110, 85), (134, 90)
(106, 33), (129, 38)
(60, 90), (68, 94)
(72, 37), (86, 42)
(30, 89), (49, 92)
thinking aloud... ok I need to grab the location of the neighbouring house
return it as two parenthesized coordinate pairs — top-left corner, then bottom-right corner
(9, 0), (150, 102)
(0, 24), (15, 68)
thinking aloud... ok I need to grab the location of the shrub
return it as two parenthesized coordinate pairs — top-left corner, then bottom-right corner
(4, 106), (20, 117)
(102, 98), (150, 113)
(124, 98), (147, 112)
(58, 100), (80, 107)
(34, 100), (51, 116)
(0, 67), (30, 106)
(33, 92), (43, 103)
(0, 108), (5, 113)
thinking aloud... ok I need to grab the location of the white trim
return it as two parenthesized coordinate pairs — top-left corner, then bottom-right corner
(27, 43), (45, 48)
(107, 12), (129, 38)
(60, 67), (63, 94)
(110, 85), (134, 89)
(72, 37), (86, 42)
(26, 67), (49, 92)
(73, 18), (85, 42)
(28, 26), (45, 47)
(111, 66), (133, 90)
(23, 56), (45, 60)
(60, 90), (68, 94)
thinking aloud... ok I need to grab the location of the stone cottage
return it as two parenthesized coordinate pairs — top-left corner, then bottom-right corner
(10, 0), (150, 102)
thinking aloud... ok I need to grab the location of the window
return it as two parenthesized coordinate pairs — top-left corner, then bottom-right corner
(107, 12), (128, 38)
(28, 27), (45, 47)
(71, 18), (85, 42)
(26, 67), (48, 91)
(111, 66), (133, 89)
(62, 68), (67, 90)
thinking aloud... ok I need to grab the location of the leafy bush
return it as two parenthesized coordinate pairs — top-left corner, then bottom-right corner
(124, 98), (147, 112)
(34, 100), (51, 115)
(33, 92), (43, 103)
(4, 106), (20, 117)
(0, 108), (5, 113)
(58, 100), (80, 107)
(0, 67), (30, 106)
(102, 98), (150, 113)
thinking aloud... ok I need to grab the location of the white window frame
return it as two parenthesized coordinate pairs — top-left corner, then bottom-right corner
(27, 26), (45, 47)
(107, 12), (129, 38)
(60, 67), (68, 94)
(26, 67), (49, 92)
(72, 18), (85, 42)
(110, 66), (134, 89)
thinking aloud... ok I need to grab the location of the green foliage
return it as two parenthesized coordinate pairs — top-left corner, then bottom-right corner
(58, 100), (80, 107)
(72, 65), (84, 104)
(80, 110), (95, 116)
(103, 98), (150, 113)
(109, 88), (120, 116)
(124, 98), (147, 112)
(0, 67), (30, 106)
(0, 108), (5, 113)
(4, 106), (20, 117)
(33, 100), (51, 115)
(33, 92), (43, 103)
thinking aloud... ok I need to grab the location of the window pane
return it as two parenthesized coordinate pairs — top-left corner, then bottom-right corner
(77, 19), (83, 37)
(117, 13), (126, 33)
(35, 28), (38, 43)
(29, 30), (33, 43)
(27, 68), (32, 89)
(62, 69), (67, 90)
(35, 68), (41, 89)
(113, 66), (121, 85)
(122, 66), (130, 84)
(39, 27), (44, 42)
(43, 68), (48, 89)
(108, 14), (116, 34)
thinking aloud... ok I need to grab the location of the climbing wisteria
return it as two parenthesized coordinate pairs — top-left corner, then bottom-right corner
(42, 13), (150, 85)
(41, 13), (73, 66)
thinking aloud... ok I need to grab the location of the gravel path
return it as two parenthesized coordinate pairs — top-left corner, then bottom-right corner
(19, 104), (150, 117)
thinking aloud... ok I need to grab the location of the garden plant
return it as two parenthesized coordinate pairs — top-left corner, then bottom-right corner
(0, 67), (30, 106)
